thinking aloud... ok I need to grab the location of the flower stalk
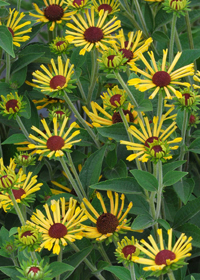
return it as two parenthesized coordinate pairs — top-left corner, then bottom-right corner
(8, 189), (26, 226)
(155, 160), (163, 221)
(169, 13), (177, 64)
(87, 48), (99, 106)
(5, 53), (11, 83)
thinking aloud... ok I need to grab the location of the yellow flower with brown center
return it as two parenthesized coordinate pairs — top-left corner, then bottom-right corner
(0, 92), (26, 119)
(128, 49), (194, 99)
(65, 7), (121, 55)
(29, 0), (75, 31)
(64, 0), (91, 11)
(114, 29), (153, 63)
(29, 56), (75, 97)
(93, 0), (120, 14)
(133, 229), (192, 276)
(0, 8), (32, 47)
(27, 116), (81, 158)
(28, 197), (87, 254)
(120, 108), (182, 162)
(0, 172), (42, 212)
(81, 191), (142, 243)
(83, 101), (138, 127)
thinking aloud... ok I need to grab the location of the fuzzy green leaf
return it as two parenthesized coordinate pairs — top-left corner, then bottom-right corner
(173, 178), (194, 205)
(189, 137), (200, 154)
(97, 123), (129, 141)
(0, 26), (15, 57)
(2, 134), (27, 145)
(176, 223), (200, 248)
(104, 160), (128, 180)
(130, 169), (158, 191)
(131, 214), (155, 230)
(163, 160), (186, 176)
(163, 171), (188, 186)
(49, 262), (74, 278)
(104, 266), (131, 280)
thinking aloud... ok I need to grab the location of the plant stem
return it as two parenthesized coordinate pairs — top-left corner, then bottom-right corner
(179, 109), (188, 162)
(169, 13), (177, 64)
(63, 90), (101, 148)
(133, 0), (149, 38)
(185, 11), (197, 71)
(5, 53), (10, 83)
(118, 0), (142, 30)
(17, 0), (21, 11)
(175, 29), (182, 52)
(16, 116), (34, 143)
(87, 48), (99, 106)
(167, 270), (176, 280)
(59, 156), (84, 201)
(70, 242), (106, 280)
(129, 263), (136, 280)
(97, 243), (112, 264)
(155, 160), (163, 220)
(8, 190), (26, 226)
(157, 93), (163, 122)
(67, 152), (87, 198)
(56, 249), (63, 280)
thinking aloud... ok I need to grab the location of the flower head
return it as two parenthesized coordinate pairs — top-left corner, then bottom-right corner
(189, 112), (200, 128)
(193, 70), (200, 89)
(163, 0), (190, 16)
(65, 7), (121, 55)
(29, 0), (75, 31)
(133, 229), (192, 276)
(114, 29), (153, 63)
(0, 9), (32, 47)
(27, 116), (81, 158)
(174, 87), (200, 111)
(93, 0), (120, 15)
(120, 108), (182, 162)
(101, 85), (128, 110)
(0, 92), (26, 119)
(28, 197), (87, 254)
(30, 56), (76, 97)
(64, 0), (91, 11)
(48, 105), (71, 121)
(128, 49), (194, 99)
(115, 236), (140, 266)
(81, 191), (142, 244)
(0, 158), (21, 191)
(49, 36), (72, 55)
(14, 152), (36, 167)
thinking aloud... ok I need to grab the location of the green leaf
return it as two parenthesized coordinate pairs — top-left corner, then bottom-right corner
(0, 1), (10, 6)
(9, 227), (18, 237)
(173, 178), (194, 205)
(90, 177), (143, 194)
(144, 2), (153, 32)
(163, 160), (186, 176)
(0, 266), (22, 280)
(49, 262), (74, 278)
(173, 196), (200, 228)
(20, 98), (40, 134)
(131, 214), (155, 230)
(10, 66), (27, 88)
(20, 94), (31, 119)
(155, 9), (173, 29)
(0, 82), (12, 96)
(176, 109), (187, 130)
(157, 219), (171, 230)
(174, 50), (200, 70)
(97, 123), (129, 142)
(104, 160), (128, 180)
(61, 246), (93, 280)
(70, 47), (86, 68)
(130, 169), (158, 191)
(71, 127), (93, 147)
(79, 145), (107, 189)
(2, 134), (27, 145)
(0, 26), (15, 57)
(152, 31), (169, 43)
(105, 148), (117, 168)
(189, 137), (200, 154)
(136, 99), (153, 112)
(176, 223), (200, 248)
(104, 266), (131, 280)
(163, 171), (188, 187)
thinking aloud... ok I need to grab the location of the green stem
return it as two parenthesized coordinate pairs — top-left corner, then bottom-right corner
(67, 152), (87, 198)
(118, 0), (142, 30)
(169, 13), (177, 64)
(56, 249), (63, 280)
(70, 242), (106, 280)
(129, 263), (136, 280)
(133, 0), (149, 38)
(175, 29), (182, 52)
(97, 243), (112, 265)
(155, 160), (163, 220)
(17, 0), (21, 11)
(8, 190), (26, 226)
(87, 48), (99, 106)
(16, 116), (34, 143)
(21, 204), (27, 222)
(167, 270), (176, 280)
(157, 92), (163, 122)
(44, 158), (53, 181)
(185, 11), (197, 71)
(179, 109), (188, 162)
(63, 90), (101, 148)
(59, 156), (84, 201)
(5, 53), (10, 83)
(10, 253), (19, 266)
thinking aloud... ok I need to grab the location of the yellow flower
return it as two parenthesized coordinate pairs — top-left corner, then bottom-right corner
(29, 56), (75, 97)
(128, 49), (194, 99)
(0, 172), (42, 212)
(65, 7), (121, 55)
(27, 116), (81, 158)
(120, 108), (182, 162)
(133, 229), (192, 275)
(83, 101), (138, 127)
(28, 197), (87, 254)
(114, 29), (153, 63)
(93, 0), (120, 15)
(64, 0), (91, 11)
(0, 8), (31, 47)
(29, 0), (75, 31)
(193, 70), (200, 90)
(0, 92), (26, 119)
(101, 85), (128, 109)
(81, 191), (142, 242)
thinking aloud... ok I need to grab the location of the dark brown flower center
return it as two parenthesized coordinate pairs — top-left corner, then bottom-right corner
(151, 145), (163, 155)
(73, 0), (84, 6)
(84, 27), (104, 43)
(46, 135), (65, 151)
(112, 110), (134, 124)
(6, 99), (19, 112)
(122, 245), (136, 258)
(28, 267), (40, 275)
(155, 249), (176, 265)
(55, 110), (65, 116)
(124, 41), (133, 48)
(0, 175), (13, 188)
(56, 41), (65, 47)
(110, 94), (122, 106)
(48, 223), (67, 238)
(144, 136), (159, 148)
(98, 4), (112, 13)
(107, 55), (116, 67)
(21, 231), (33, 237)
(96, 213), (119, 234)
(44, 4), (64, 21)
(189, 114), (196, 124)
(152, 71), (171, 87)
(12, 188), (26, 200)
(50, 75), (66, 89)
(182, 93), (191, 105)
(119, 48), (133, 62)
(8, 27), (14, 37)
(22, 155), (29, 160)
